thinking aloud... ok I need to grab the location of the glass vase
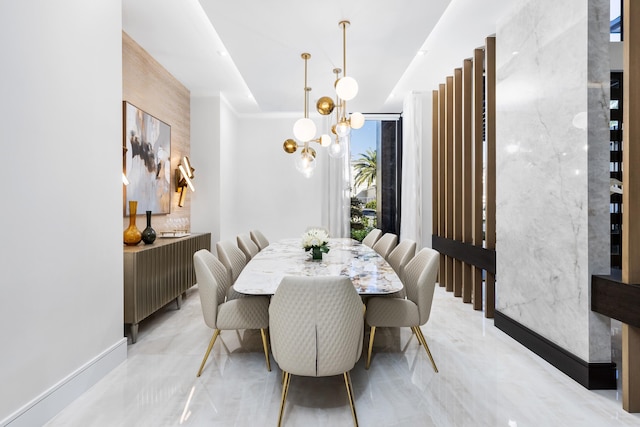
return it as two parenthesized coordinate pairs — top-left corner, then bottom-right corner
(141, 210), (156, 244)
(123, 200), (142, 246)
(311, 247), (323, 260)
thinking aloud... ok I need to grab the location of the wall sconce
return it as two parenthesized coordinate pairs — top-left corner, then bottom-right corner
(122, 144), (129, 185)
(175, 156), (195, 207)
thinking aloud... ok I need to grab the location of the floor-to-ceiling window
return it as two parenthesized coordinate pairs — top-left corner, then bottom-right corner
(349, 116), (402, 240)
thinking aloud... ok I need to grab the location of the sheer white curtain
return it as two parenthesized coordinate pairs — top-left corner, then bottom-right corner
(325, 137), (351, 238)
(400, 93), (422, 247)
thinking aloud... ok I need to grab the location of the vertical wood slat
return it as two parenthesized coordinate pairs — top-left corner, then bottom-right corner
(438, 84), (447, 287)
(453, 68), (463, 297)
(445, 76), (455, 292)
(432, 89), (440, 278)
(622, 0), (640, 412)
(472, 47), (485, 311)
(462, 58), (473, 303)
(484, 36), (496, 318)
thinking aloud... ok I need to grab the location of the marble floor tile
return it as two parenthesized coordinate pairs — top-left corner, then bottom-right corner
(45, 286), (640, 426)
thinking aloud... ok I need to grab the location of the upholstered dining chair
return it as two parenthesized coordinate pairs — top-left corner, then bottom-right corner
(269, 276), (364, 427)
(372, 232), (398, 259)
(215, 240), (247, 299)
(361, 228), (382, 248)
(365, 247), (440, 372)
(387, 239), (417, 280)
(193, 249), (271, 377)
(237, 233), (259, 262)
(250, 229), (269, 251)
(384, 239), (416, 298)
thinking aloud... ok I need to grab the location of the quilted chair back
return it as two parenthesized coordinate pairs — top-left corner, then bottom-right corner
(193, 249), (230, 330)
(387, 239), (416, 280)
(237, 233), (259, 262)
(362, 228), (382, 248)
(216, 240), (247, 284)
(403, 248), (440, 325)
(372, 232), (398, 259)
(250, 229), (270, 251)
(269, 276), (364, 377)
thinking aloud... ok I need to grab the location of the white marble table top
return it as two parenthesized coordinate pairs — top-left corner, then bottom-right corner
(233, 238), (403, 295)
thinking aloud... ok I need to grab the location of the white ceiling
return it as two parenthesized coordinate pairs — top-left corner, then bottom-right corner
(122, 0), (519, 116)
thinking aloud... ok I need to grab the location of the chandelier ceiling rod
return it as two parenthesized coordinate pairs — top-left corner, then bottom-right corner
(340, 20), (349, 78)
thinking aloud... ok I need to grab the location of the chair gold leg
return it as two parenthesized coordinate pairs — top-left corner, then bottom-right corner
(260, 328), (271, 371)
(197, 329), (220, 377)
(278, 371), (291, 427)
(412, 326), (421, 344)
(365, 326), (376, 369)
(344, 372), (359, 427)
(414, 327), (438, 373)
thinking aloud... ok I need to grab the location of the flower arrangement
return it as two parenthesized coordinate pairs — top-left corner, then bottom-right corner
(302, 228), (330, 259)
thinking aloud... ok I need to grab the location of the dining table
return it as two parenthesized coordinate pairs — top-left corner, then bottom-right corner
(233, 238), (403, 295)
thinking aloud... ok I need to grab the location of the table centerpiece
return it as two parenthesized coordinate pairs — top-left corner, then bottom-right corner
(302, 228), (330, 260)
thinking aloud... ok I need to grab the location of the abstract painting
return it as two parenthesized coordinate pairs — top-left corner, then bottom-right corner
(123, 101), (171, 215)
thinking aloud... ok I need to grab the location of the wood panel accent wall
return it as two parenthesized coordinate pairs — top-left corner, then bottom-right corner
(122, 31), (191, 229)
(472, 48), (484, 311)
(438, 84), (446, 287)
(484, 36), (497, 318)
(622, 0), (640, 412)
(432, 38), (496, 318)
(462, 58), (473, 304)
(445, 76), (454, 292)
(453, 68), (463, 298)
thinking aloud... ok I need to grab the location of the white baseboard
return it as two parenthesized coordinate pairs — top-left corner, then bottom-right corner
(2, 338), (127, 427)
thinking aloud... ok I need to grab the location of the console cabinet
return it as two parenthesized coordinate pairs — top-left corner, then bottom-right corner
(123, 232), (211, 343)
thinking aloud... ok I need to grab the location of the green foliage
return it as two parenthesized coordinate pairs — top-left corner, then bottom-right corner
(350, 197), (365, 234)
(365, 200), (377, 209)
(351, 228), (369, 241)
(353, 149), (377, 189)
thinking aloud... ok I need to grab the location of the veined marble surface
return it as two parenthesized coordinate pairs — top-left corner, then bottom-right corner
(233, 238), (403, 295)
(44, 286), (640, 426)
(495, 0), (611, 362)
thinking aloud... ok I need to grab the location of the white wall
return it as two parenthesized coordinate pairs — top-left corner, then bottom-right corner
(218, 112), (325, 242)
(191, 96), (221, 247)
(0, 1), (126, 425)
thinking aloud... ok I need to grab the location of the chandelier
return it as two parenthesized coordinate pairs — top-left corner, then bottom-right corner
(317, 20), (364, 158)
(282, 53), (330, 178)
(282, 20), (364, 176)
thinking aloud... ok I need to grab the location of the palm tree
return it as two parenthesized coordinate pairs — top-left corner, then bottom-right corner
(353, 149), (377, 189)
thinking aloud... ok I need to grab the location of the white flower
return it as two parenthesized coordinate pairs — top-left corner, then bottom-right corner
(301, 228), (329, 249)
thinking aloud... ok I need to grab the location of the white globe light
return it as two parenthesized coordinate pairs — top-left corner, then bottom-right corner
(336, 76), (358, 101)
(335, 120), (351, 138)
(293, 117), (316, 142)
(328, 140), (346, 158)
(320, 134), (331, 147)
(350, 112), (365, 129)
(295, 151), (316, 176)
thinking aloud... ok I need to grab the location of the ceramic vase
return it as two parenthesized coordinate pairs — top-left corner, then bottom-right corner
(123, 200), (142, 246)
(141, 210), (156, 244)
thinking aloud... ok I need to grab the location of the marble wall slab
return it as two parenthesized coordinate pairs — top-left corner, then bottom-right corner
(495, 0), (611, 362)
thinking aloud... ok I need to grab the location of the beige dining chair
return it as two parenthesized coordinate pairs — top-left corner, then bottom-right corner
(372, 232), (398, 259)
(237, 233), (259, 262)
(250, 229), (269, 251)
(269, 276), (364, 427)
(365, 247), (439, 372)
(193, 249), (271, 377)
(215, 240), (247, 299)
(384, 239), (416, 298)
(362, 228), (382, 247)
